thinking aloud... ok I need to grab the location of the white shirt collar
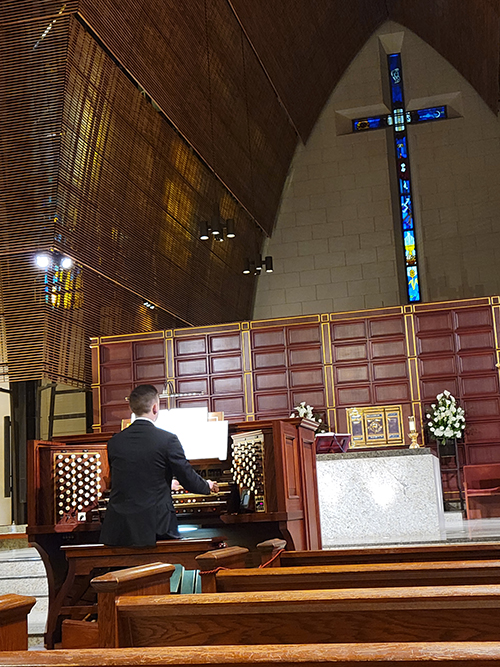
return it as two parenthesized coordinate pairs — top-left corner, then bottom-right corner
(133, 417), (156, 425)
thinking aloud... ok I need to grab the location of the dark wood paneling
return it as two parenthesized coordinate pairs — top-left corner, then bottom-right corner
(372, 361), (408, 380)
(374, 383), (410, 403)
(96, 300), (500, 481)
(332, 322), (366, 341)
(254, 371), (288, 391)
(289, 368), (324, 387)
(369, 317), (405, 337)
(101, 344), (132, 364)
(252, 330), (285, 348)
(254, 351), (286, 369)
(419, 356), (456, 378)
(176, 358), (208, 377)
(176, 338), (207, 356)
(134, 341), (165, 360)
(211, 356), (242, 374)
(337, 385), (372, 406)
(336, 365), (369, 384)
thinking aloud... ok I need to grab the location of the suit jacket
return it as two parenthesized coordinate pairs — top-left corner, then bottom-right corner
(100, 419), (210, 547)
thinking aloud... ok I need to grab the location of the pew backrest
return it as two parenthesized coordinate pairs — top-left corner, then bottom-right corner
(102, 584), (500, 647)
(0, 594), (36, 651)
(256, 538), (500, 567)
(5, 642), (500, 667)
(201, 559), (500, 593)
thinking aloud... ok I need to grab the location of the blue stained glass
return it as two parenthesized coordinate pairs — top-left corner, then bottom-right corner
(404, 230), (416, 262)
(353, 116), (386, 131)
(389, 54), (403, 105)
(414, 106), (446, 122)
(400, 195), (413, 229)
(395, 136), (407, 159)
(407, 266), (420, 302)
(399, 179), (410, 194)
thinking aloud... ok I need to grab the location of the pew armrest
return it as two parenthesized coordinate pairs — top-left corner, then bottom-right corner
(91, 562), (175, 595)
(257, 538), (287, 566)
(196, 547), (249, 593)
(0, 594), (36, 651)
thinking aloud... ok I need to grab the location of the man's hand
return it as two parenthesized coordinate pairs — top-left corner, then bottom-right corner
(171, 479), (182, 492)
(207, 480), (219, 494)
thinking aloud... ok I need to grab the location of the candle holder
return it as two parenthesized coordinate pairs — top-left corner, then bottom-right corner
(408, 431), (421, 449)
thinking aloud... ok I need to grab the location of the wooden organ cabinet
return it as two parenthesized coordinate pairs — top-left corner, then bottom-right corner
(26, 418), (321, 610)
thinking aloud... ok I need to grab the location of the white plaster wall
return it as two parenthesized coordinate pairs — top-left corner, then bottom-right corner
(253, 21), (500, 319)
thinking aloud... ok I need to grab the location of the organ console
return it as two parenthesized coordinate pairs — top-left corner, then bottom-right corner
(27, 417), (321, 646)
(28, 418), (320, 543)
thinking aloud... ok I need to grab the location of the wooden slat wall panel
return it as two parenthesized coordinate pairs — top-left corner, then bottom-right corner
(61, 19), (261, 327)
(77, 0), (297, 234)
(229, 0), (388, 141)
(388, 0), (500, 113)
(0, 8), (263, 384)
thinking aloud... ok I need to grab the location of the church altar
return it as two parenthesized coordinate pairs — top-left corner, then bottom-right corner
(316, 448), (445, 547)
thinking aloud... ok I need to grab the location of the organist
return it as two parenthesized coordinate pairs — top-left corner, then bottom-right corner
(100, 384), (219, 547)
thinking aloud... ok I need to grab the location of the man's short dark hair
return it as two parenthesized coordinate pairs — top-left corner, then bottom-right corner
(129, 384), (159, 416)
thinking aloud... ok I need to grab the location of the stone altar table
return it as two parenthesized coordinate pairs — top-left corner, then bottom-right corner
(316, 448), (445, 547)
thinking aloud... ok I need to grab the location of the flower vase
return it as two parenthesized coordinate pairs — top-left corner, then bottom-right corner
(439, 438), (456, 457)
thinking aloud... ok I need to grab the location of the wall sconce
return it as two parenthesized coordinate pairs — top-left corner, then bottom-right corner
(243, 256), (273, 275)
(199, 218), (236, 241)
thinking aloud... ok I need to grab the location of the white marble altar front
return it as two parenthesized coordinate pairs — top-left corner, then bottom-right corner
(316, 448), (445, 547)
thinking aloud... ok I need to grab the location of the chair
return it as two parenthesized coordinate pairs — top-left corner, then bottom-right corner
(463, 464), (500, 519)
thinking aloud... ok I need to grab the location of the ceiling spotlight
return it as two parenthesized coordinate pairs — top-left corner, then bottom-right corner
(242, 255), (274, 275)
(143, 301), (155, 310)
(200, 221), (210, 241)
(226, 219), (235, 239)
(35, 253), (51, 269)
(61, 256), (73, 269)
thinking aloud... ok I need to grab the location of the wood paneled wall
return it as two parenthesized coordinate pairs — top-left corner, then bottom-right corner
(92, 297), (500, 472)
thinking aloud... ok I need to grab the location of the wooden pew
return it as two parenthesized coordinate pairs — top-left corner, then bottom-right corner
(4, 643), (500, 667)
(95, 583), (500, 647)
(256, 538), (500, 567)
(0, 594), (36, 651)
(196, 555), (500, 594)
(46, 536), (225, 648)
(61, 562), (176, 649)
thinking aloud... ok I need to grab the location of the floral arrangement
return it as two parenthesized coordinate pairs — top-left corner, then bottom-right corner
(426, 390), (466, 444)
(290, 402), (329, 433)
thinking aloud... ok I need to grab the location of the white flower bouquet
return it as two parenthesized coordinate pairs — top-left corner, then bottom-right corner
(426, 390), (466, 445)
(290, 402), (328, 433)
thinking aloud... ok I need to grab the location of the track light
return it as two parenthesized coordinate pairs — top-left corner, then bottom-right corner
(199, 221), (210, 241)
(211, 218), (220, 236)
(35, 251), (74, 270)
(199, 218), (236, 241)
(226, 219), (235, 239)
(35, 253), (51, 268)
(242, 256), (274, 275)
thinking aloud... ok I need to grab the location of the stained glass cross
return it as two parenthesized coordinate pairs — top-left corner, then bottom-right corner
(353, 52), (447, 302)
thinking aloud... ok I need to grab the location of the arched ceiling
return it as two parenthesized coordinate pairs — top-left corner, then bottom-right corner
(229, 0), (500, 142)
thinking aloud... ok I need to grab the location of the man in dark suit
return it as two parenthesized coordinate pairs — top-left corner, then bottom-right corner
(100, 384), (218, 547)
